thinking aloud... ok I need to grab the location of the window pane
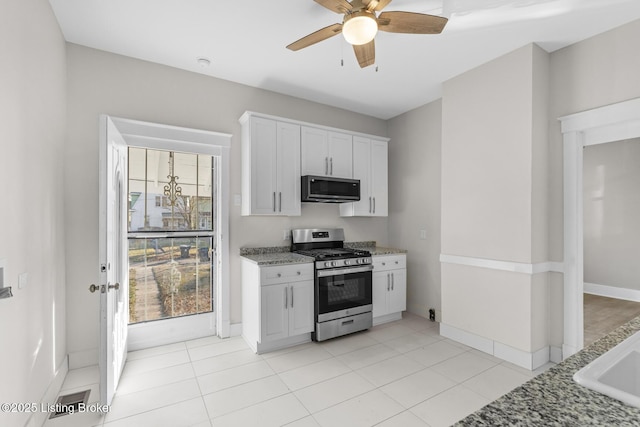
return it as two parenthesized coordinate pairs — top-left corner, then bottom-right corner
(128, 237), (212, 324)
(127, 148), (213, 232)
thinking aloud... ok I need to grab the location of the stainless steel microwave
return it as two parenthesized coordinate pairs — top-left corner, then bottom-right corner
(301, 175), (360, 203)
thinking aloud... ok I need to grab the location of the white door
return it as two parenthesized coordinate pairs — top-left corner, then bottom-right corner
(288, 280), (314, 336)
(370, 140), (388, 216)
(352, 137), (372, 215)
(301, 126), (329, 176)
(99, 116), (129, 406)
(328, 132), (353, 178)
(277, 122), (301, 215)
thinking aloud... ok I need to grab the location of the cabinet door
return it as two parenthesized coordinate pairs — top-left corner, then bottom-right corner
(288, 280), (314, 336)
(370, 139), (388, 217)
(328, 132), (353, 178)
(250, 117), (278, 214)
(372, 271), (389, 318)
(261, 283), (289, 342)
(388, 269), (406, 314)
(351, 136), (372, 215)
(277, 122), (301, 215)
(301, 126), (329, 176)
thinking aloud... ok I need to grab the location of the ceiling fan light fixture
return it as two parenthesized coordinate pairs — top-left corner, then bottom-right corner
(342, 11), (378, 45)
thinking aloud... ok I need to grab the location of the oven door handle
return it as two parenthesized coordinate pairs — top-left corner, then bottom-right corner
(317, 265), (373, 277)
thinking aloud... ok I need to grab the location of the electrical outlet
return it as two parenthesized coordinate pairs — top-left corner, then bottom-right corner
(283, 229), (291, 241)
(420, 230), (427, 240)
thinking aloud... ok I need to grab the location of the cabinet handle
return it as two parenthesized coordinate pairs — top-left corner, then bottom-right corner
(279, 192), (282, 212)
(369, 197), (372, 213)
(391, 272), (394, 290)
(290, 285), (294, 308)
(330, 158), (333, 175)
(395, 261), (399, 265)
(273, 192), (276, 212)
(382, 262), (386, 266)
(297, 271), (301, 275)
(284, 287), (288, 309)
(387, 273), (390, 291)
(325, 157), (329, 175)
(373, 197), (376, 214)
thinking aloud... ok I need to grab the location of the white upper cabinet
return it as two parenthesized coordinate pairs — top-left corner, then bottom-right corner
(340, 136), (388, 217)
(241, 114), (301, 216)
(301, 126), (353, 179)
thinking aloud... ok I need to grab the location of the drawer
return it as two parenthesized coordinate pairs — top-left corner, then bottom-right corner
(373, 254), (406, 272)
(261, 263), (314, 285)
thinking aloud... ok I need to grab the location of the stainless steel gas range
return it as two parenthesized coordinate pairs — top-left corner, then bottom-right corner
(291, 228), (373, 341)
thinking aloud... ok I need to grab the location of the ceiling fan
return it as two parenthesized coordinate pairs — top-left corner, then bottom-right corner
(286, 0), (448, 68)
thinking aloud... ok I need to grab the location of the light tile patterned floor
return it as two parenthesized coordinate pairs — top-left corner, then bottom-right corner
(45, 313), (551, 427)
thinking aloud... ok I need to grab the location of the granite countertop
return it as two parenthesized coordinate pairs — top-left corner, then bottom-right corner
(240, 242), (407, 265)
(240, 246), (313, 266)
(456, 316), (640, 426)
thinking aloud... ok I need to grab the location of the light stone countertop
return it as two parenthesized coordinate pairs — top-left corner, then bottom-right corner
(456, 316), (640, 426)
(240, 242), (407, 266)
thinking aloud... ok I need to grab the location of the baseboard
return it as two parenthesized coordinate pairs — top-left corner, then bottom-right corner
(25, 356), (69, 427)
(440, 323), (550, 370)
(229, 322), (243, 337)
(550, 346), (563, 364)
(69, 348), (98, 370)
(584, 282), (640, 302)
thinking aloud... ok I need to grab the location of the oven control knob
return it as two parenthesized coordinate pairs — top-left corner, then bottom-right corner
(324, 262), (332, 268)
(345, 259), (351, 266)
(331, 261), (337, 267)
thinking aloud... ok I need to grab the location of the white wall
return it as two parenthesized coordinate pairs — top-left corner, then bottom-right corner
(583, 138), (640, 291)
(387, 100), (442, 318)
(0, 0), (67, 425)
(64, 44), (389, 367)
(547, 18), (640, 347)
(440, 44), (550, 360)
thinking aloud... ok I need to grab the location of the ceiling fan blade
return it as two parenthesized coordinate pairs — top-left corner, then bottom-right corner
(377, 11), (448, 34)
(314, 0), (352, 14)
(353, 40), (375, 68)
(286, 23), (343, 51)
(363, 0), (392, 12)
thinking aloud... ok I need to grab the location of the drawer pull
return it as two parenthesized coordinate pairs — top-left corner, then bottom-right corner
(277, 273), (282, 278)
(342, 319), (354, 326)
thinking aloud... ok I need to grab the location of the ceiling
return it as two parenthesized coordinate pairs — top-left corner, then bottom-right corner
(49, 0), (640, 120)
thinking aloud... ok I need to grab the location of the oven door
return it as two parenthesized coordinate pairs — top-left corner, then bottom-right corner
(316, 265), (373, 322)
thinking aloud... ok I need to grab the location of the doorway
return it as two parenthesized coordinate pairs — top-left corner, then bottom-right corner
(559, 97), (640, 358)
(106, 116), (231, 352)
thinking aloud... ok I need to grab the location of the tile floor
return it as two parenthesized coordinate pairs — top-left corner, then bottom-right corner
(44, 313), (550, 427)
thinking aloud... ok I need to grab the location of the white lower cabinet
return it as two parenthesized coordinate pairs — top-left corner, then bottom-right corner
(242, 260), (314, 353)
(372, 254), (407, 324)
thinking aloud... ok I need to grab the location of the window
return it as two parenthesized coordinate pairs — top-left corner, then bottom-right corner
(127, 147), (215, 324)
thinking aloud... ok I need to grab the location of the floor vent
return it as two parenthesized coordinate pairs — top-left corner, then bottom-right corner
(48, 389), (91, 419)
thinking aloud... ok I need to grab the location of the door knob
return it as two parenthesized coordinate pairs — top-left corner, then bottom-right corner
(89, 284), (99, 293)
